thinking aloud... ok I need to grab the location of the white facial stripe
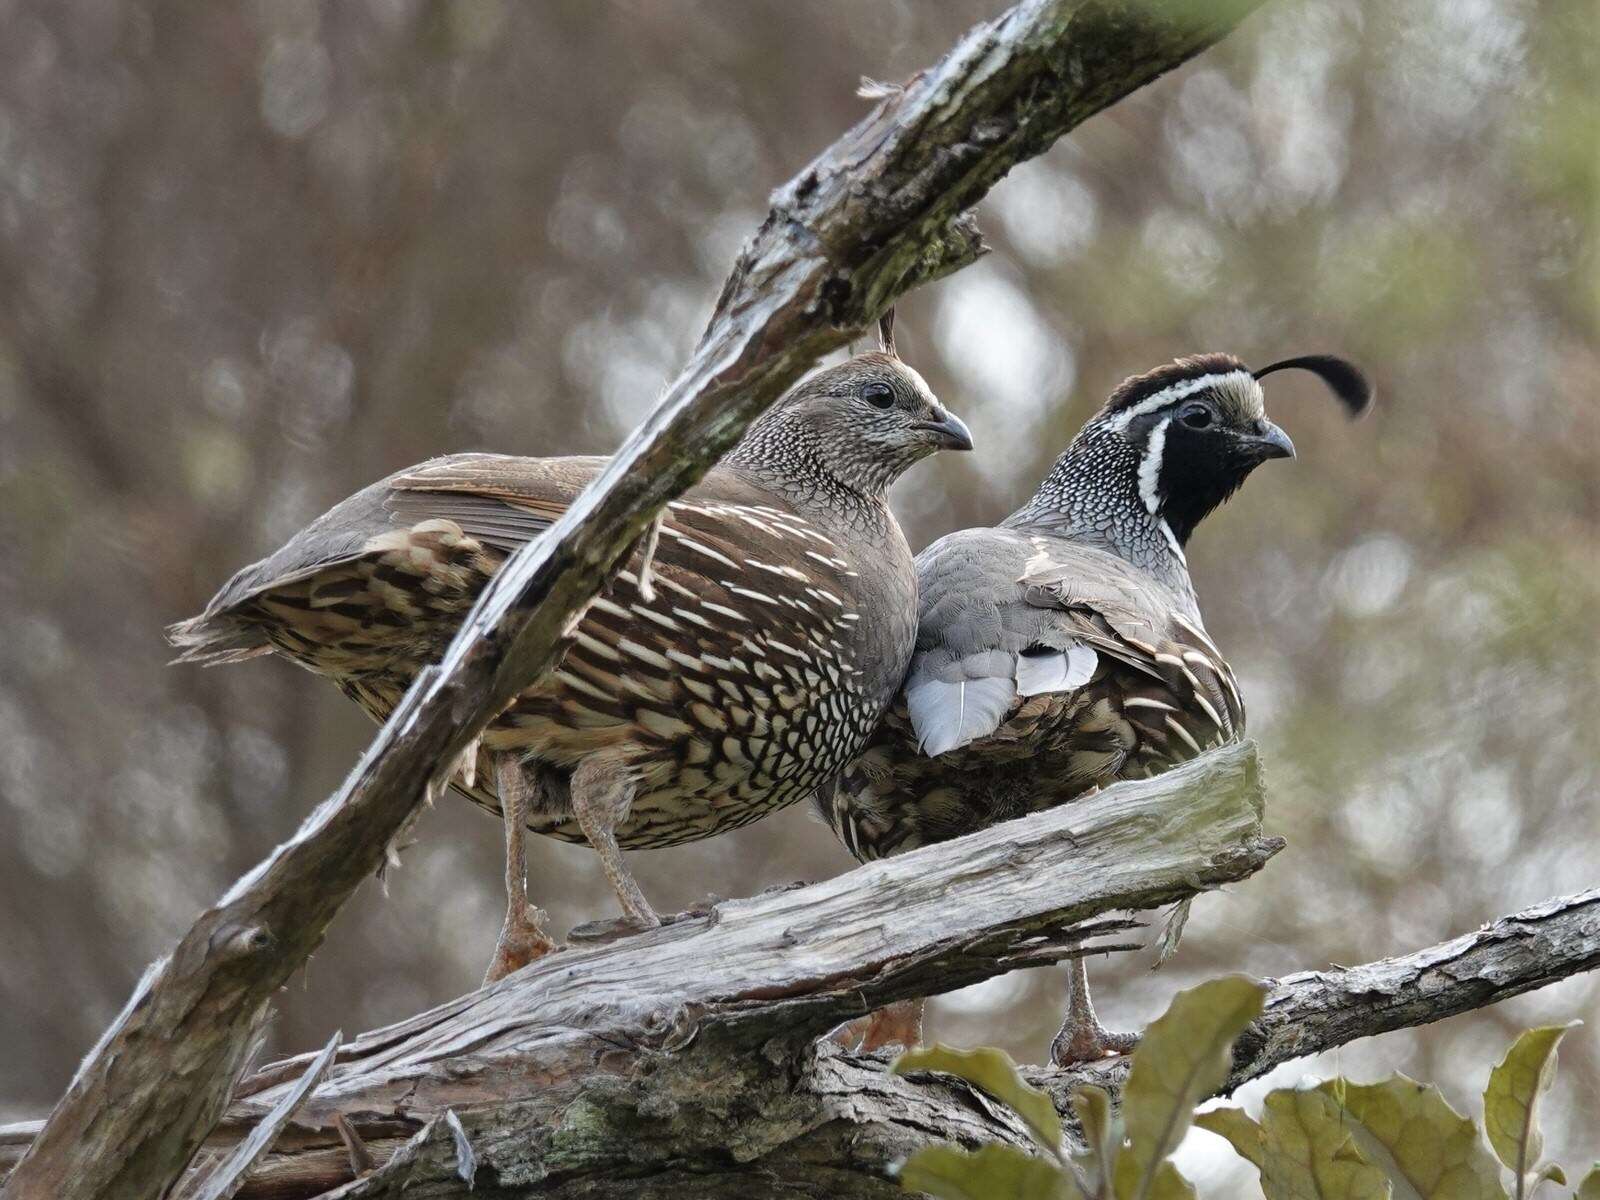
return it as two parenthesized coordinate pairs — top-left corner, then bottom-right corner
(1105, 370), (1261, 431)
(1160, 519), (1186, 563)
(1138, 416), (1170, 517)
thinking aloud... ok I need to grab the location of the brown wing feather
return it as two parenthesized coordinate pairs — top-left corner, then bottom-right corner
(171, 452), (905, 850)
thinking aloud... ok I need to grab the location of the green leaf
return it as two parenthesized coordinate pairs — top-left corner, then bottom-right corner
(893, 1044), (1062, 1153)
(899, 1143), (1081, 1200)
(1117, 975), (1266, 1198)
(1195, 1106), (1265, 1169)
(1112, 1152), (1198, 1200)
(1252, 1087), (1394, 1200)
(1574, 1165), (1600, 1199)
(1317, 1075), (1508, 1200)
(1534, 1163), (1567, 1190)
(1070, 1084), (1117, 1187)
(1483, 1023), (1580, 1181)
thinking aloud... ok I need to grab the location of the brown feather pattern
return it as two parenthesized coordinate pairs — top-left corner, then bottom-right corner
(171, 453), (918, 850)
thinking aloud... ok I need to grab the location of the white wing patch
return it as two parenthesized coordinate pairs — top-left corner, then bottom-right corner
(905, 642), (1098, 758)
(906, 673), (1016, 758)
(1014, 644), (1098, 697)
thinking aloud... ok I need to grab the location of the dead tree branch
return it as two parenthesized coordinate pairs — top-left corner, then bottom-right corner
(6, 742), (1276, 1198)
(5, 763), (1595, 1199)
(0, 2), (1266, 1197)
(1029, 886), (1600, 1106)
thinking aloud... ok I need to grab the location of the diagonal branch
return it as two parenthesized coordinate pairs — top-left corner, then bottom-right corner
(0, 3), (1266, 1198)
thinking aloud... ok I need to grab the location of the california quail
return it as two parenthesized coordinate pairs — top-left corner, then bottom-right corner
(170, 342), (973, 981)
(822, 352), (1370, 1062)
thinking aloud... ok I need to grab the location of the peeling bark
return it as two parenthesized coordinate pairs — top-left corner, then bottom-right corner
(3, 757), (1593, 1198)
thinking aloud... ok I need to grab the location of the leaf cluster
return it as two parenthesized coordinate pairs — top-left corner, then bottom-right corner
(892, 980), (1590, 1200)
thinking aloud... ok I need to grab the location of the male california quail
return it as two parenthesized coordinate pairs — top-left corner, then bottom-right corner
(822, 352), (1371, 1062)
(170, 337), (973, 981)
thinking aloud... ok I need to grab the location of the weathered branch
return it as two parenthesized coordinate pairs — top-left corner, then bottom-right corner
(6, 764), (1595, 1199)
(3, 4), (1268, 1198)
(4, 742), (1273, 1198)
(1029, 887), (1600, 1105)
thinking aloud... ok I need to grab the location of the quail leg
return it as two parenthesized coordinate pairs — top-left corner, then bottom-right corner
(1049, 955), (1138, 1065)
(570, 758), (661, 929)
(483, 756), (559, 985)
(829, 997), (925, 1052)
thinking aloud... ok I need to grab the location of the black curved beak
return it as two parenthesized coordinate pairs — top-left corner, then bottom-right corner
(914, 410), (975, 452)
(1246, 420), (1296, 461)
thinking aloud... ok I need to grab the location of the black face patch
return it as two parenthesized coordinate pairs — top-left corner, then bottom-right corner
(1154, 415), (1268, 544)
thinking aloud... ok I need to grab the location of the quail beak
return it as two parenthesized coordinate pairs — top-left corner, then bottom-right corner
(1247, 420), (1296, 461)
(913, 410), (975, 452)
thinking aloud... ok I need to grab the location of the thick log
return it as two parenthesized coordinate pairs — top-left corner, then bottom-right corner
(5, 742), (1274, 1198)
(8, 764), (1595, 1199)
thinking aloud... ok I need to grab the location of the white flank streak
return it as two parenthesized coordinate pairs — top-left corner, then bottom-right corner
(1172, 613), (1224, 657)
(730, 509), (778, 536)
(1124, 696), (1179, 713)
(572, 633), (620, 662)
(1165, 715), (1204, 756)
(1192, 691), (1226, 732)
(1138, 417), (1170, 517)
(667, 532), (739, 570)
(617, 638), (672, 670)
(631, 605), (681, 632)
(557, 669), (613, 701)
(1160, 520), (1187, 563)
(700, 601), (747, 623)
(746, 558), (808, 582)
(672, 606), (713, 629)
(804, 550), (849, 569)
(726, 585), (780, 607)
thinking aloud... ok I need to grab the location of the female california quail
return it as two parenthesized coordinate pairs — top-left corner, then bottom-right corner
(822, 352), (1370, 1062)
(170, 343), (972, 981)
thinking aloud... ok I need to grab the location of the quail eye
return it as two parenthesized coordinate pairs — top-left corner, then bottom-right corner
(1179, 403), (1214, 429)
(860, 381), (895, 409)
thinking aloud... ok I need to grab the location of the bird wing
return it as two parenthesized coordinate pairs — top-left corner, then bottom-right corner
(903, 528), (1102, 756)
(902, 530), (1243, 760)
(384, 453), (609, 549)
(1018, 546), (1245, 757)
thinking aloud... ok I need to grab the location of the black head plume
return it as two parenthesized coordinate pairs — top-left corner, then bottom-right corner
(1253, 355), (1373, 418)
(877, 308), (898, 359)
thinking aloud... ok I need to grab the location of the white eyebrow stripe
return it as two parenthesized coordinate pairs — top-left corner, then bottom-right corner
(1105, 370), (1260, 431)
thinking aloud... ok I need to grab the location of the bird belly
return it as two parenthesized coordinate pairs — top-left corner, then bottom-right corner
(497, 680), (880, 849)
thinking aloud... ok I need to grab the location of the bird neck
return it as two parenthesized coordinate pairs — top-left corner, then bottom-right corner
(1002, 424), (1197, 599)
(726, 413), (894, 522)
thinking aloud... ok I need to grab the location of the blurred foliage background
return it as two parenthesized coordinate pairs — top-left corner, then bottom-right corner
(0, 0), (1595, 1187)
